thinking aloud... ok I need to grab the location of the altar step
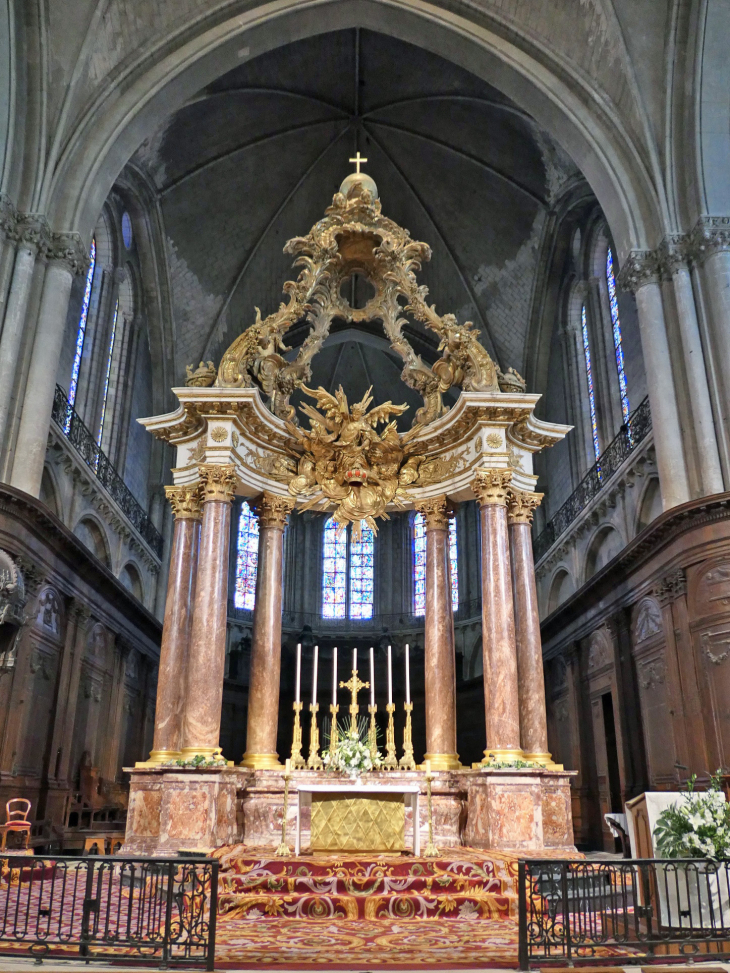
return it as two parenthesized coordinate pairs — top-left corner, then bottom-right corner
(213, 846), (520, 921)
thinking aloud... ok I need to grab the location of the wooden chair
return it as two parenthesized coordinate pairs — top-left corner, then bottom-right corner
(0, 799), (31, 850)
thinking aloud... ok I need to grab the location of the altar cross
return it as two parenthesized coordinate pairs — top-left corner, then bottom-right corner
(349, 152), (368, 174)
(340, 670), (370, 733)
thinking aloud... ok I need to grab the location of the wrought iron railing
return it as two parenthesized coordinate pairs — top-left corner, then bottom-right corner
(0, 854), (218, 968)
(228, 597), (483, 631)
(518, 857), (730, 969)
(533, 396), (652, 563)
(51, 385), (163, 558)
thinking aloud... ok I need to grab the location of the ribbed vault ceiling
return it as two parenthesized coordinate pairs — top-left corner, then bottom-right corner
(133, 28), (577, 412)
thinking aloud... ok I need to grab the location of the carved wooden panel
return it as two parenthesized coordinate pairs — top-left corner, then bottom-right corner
(696, 625), (730, 768)
(692, 559), (730, 618)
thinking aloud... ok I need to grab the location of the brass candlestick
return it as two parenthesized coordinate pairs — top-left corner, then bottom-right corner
(290, 701), (306, 770)
(307, 702), (323, 770)
(275, 764), (292, 857)
(340, 668), (369, 734)
(399, 701), (416, 770)
(383, 702), (397, 770)
(328, 703), (340, 760)
(424, 763), (439, 857)
(368, 704), (378, 761)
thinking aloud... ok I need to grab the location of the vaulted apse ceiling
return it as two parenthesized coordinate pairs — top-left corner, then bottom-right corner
(133, 28), (577, 412)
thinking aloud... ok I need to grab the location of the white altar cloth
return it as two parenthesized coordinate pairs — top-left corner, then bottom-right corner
(295, 782), (420, 855)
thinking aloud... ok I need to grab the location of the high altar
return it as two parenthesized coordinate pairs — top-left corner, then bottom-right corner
(123, 163), (575, 857)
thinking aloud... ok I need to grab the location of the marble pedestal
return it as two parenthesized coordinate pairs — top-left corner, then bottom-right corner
(123, 766), (575, 855)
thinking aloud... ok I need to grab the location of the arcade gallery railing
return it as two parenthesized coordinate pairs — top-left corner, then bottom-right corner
(533, 396), (652, 564)
(0, 854), (218, 968)
(51, 385), (164, 558)
(518, 857), (730, 969)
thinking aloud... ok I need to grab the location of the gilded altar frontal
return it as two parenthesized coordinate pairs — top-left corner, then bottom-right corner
(2, 4), (730, 966)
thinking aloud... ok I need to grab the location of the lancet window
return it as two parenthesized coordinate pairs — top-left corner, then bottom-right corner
(234, 501), (259, 610)
(322, 518), (374, 619)
(581, 304), (601, 464)
(97, 299), (119, 444)
(605, 247), (630, 426)
(413, 513), (458, 615)
(67, 237), (97, 428)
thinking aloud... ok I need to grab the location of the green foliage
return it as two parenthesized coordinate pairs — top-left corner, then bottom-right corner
(324, 723), (382, 776)
(653, 771), (730, 860)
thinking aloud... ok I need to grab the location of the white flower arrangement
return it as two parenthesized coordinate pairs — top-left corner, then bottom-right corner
(324, 727), (382, 777)
(654, 771), (730, 860)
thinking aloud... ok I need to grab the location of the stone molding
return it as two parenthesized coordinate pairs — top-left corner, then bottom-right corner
(165, 484), (202, 521)
(615, 250), (662, 292)
(507, 489), (543, 525)
(690, 216), (730, 263)
(472, 469), (512, 506)
(415, 494), (452, 530)
(0, 196), (88, 274)
(653, 568), (687, 606)
(253, 491), (295, 529)
(198, 463), (237, 504)
(616, 219), (730, 291)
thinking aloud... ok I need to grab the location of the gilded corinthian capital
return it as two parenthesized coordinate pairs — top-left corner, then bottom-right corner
(165, 484), (203, 520)
(198, 463), (237, 503)
(472, 469), (512, 506)
(415, 495), (452, 530)
(254, 491), (295, 529)
(507, 490), (543, 525)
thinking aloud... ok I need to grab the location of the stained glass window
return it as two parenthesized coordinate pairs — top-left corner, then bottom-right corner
(606, 247), (631, 427)
(349, 524), (374, 619)
(67, 237), (96, 430)
(449, 516), (459, 612)
(322, 518), (348, 619)
(581, 304), (601, 465)
(235, 502), (259, 610)
(97, 299), (118, 445)
(413, 512), (427, 616)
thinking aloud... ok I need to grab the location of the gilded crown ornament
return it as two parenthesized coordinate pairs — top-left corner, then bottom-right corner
(185, 361), (217, 387)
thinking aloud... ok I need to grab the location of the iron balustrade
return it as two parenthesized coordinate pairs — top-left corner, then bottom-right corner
(0, 854), (218, 968)
(518, 857), (730, 969)
(51, 385), (163, 558)
(533, 396), (652, 564)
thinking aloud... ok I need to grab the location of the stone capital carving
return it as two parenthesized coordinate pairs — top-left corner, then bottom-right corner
(472, 469), (512, 506)
(13, 555), (46, 597)
(254, 491), (295, 529)
(415, 495), (452, 530)
(198, 463), (237, 504)
(45, 231), (89, 276)
(507, 489), (543, 524)
(10, 214), (50, 253)
(0, 193), (14, 239)
(690, 216), (730, 263)
(653, 568), (687, 605)
(165, 484), (203, 520)
(616, 250), (662, 292)
(657, 234), (694, 276)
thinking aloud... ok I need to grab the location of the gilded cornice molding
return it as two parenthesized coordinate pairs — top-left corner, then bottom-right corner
(415, 494), (452, 530)
(165, 484), (202, 520)
(254, 491), (294, 529)
(615, 250), (662, 292)
(473, 469), (512, 506)
(507, 489), (543, 525)
(198, 463), (237, 504)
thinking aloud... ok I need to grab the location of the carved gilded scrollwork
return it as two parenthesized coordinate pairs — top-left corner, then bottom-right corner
(198, 464), (237, 504)
(472, 470), (513, 506)
(165, 484), (203, 520)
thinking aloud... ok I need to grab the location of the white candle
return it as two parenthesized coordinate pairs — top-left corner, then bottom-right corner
(387, 644), (393, 705)
(312, 645), (319, 706)
(370, 647), (375, 707)
(285, 757), (291, 775)
(332, 646), (337, 706)
(295, 643), (301, 704)
(353, 647), (357, 673)
(405, 643), (411, 705)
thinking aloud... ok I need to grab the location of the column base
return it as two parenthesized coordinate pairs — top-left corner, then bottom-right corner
(135, 749), (181, 767)
(179, 746), (221, 762)
(240, 752), (282, 769)
(422, 752), (461, 771)
(522, 750), (563, 770)
(481, 747), (524, 764)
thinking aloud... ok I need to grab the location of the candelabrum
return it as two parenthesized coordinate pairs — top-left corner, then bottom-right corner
(368, 704), (378, 761)
(383, 702), (397, 770)
(399, 701), (416, 771)
(275, 765), (292, 857)
(424, 765), (439, 857)
(290, 701), (306, 770)
(328, 703), (340, 761)
(307, 702), (323, 770)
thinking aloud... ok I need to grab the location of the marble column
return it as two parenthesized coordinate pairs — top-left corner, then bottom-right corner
(508, 490), (552, 765)
(11, 237), (87, 498)
(473, 470), (522, 761)
(144, 485), (201, 764)
(241, 492), (294, 769)
(416, 496), (460, 771)
(180, 464), (237, 760)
